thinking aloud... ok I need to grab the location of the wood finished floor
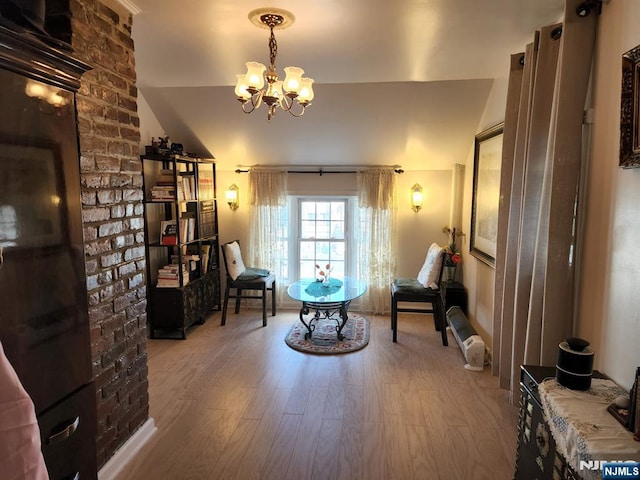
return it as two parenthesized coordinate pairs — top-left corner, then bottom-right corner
(115, 309), (519, 480)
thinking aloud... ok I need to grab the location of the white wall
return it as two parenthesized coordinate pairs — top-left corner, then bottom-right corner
(576, 0), (640, 389)
(137, 91), (165, 154)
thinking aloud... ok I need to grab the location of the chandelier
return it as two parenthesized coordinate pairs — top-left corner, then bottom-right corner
(234, 8), (314, 121)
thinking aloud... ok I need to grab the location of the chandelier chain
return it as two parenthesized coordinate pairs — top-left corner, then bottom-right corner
(268, 27), (278, 70)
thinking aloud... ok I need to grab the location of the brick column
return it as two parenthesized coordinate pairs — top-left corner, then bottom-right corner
(63, 0), (149, 467)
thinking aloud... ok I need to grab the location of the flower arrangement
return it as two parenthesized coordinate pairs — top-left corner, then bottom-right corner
(443, 227), (463, 267)
(316, 263), (333, 284)
(444, 247), (462, 267)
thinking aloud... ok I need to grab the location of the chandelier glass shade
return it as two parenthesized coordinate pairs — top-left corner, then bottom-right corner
(234, 9), (314, 121)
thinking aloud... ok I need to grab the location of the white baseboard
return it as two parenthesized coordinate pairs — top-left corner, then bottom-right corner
(98, 417), (157, 480)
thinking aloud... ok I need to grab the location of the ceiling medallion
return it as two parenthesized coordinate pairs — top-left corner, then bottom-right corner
(234, 8), (314, 121)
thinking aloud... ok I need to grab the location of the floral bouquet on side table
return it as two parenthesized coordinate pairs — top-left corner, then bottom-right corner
(316, 263), (333, 285)
(444, 246), (462, 267)
(443, 227), (462, 283)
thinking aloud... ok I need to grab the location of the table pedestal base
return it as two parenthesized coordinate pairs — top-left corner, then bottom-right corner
(299, 300), (352, 341)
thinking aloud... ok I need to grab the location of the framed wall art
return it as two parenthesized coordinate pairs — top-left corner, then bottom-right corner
(470, 123), (504, 267)
(620, 43), (640, 168)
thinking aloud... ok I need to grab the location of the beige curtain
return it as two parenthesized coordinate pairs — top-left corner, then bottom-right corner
(493, 0), (598, 399)
(357, 169), (397, 314)
(248, 168), (287, 303)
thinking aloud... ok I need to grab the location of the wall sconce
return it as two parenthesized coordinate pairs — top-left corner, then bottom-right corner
(411, 183), (423, 213)
(225, 184), (239, 210)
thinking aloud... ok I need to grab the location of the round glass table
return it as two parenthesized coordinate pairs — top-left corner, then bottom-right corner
(287, 277), (367, 340)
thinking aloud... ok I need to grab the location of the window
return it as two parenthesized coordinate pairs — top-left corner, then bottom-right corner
(289, 197), (356, 280)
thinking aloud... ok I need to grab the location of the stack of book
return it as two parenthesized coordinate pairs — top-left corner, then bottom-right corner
(151, 185), (176, 201)
(150, 169), (177, 201)
(156, 263), (189, 288)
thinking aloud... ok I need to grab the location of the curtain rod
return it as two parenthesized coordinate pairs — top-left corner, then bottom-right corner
(234, 164), (404, 175)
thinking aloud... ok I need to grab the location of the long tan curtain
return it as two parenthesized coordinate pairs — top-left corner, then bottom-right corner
(248, 168), (287, 303)
(493, 0), (598, 399)
(357, 169), (397, 314)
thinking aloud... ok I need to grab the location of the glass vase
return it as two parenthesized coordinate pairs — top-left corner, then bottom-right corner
(445, 265), (457, 284)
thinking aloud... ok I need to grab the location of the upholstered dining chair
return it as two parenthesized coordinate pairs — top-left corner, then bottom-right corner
(220, 240), (276, 327)
(390, 243), (448, 346)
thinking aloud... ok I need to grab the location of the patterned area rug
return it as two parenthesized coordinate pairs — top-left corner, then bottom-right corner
(284, 313), (370, 355)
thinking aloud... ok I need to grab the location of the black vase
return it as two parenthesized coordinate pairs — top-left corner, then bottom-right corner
(555, 337), (594, 390)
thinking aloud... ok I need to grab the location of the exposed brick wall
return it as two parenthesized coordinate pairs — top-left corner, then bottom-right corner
(59, 0), (149, 468)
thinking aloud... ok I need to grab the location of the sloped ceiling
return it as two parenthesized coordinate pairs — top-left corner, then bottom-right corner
(131, 0), (564, 171)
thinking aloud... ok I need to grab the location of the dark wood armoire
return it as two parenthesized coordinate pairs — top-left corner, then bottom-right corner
(0, 9), (97, 480)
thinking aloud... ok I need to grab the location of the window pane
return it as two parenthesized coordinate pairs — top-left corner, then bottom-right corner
(301, 202), (315, 220)
(331, 221), (344, 238)
(301, 220), (315, 238)
(300, 261), (316, 279)
(331, 242), (345, 261)
(331, 202), (344, 221)
(300, 241), (315, 260)
(330, 260), (345, 278)
(315, 241), (330, 261)
(316, 220), (330, 239)
(316, 202), (330, 219)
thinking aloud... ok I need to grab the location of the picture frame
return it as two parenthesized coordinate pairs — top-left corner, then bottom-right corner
(620, 44), (640, 168)
(470, 123), (504, 267)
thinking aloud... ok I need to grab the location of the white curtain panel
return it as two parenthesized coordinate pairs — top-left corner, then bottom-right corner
(493, 0), (598, 400)
(248, 168), (288, 303)
(356, 169), (397, 314)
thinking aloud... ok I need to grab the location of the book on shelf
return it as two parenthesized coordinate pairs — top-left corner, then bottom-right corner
(180, 173), (196, 201)
(187, 201), (216, 238)
(178, 213), (196, 243)
(160, 220), (178, 245)
(201, 245), (210, 272)
(197, 168), (214, 201)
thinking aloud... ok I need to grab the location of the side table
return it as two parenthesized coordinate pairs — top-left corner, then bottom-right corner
(445, 281), (467, 315)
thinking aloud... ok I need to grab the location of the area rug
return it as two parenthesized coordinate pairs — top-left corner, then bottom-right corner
(284, 313), (370, 355)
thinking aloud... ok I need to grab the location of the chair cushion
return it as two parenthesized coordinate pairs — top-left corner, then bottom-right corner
(223, 241), (246, 280)
(416, 242), (444, 288)
(236, 267), (271, 281)
(393, 278), (436, 294)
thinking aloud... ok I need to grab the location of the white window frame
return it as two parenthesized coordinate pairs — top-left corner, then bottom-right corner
(282, 195), (362, 310)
